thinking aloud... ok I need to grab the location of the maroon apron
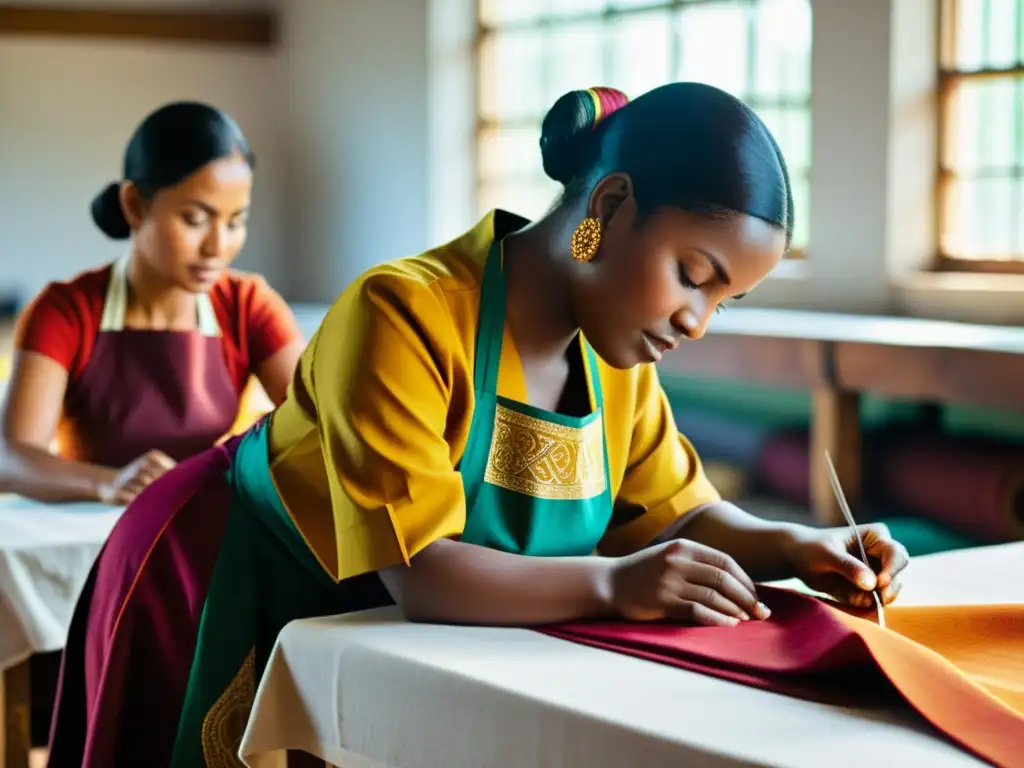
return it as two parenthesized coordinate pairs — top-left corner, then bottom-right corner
(34, 257), (242, 748)
(57, 255), (240, 468)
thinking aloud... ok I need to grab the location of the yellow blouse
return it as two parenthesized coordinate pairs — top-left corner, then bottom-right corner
(268, 211), (720, 581)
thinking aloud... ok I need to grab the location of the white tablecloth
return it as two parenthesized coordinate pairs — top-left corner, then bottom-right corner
(0, 494), (122, 670)
(239, 543), (1022, 768)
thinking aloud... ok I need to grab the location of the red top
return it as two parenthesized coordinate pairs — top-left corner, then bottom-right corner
(14, 264), (301, 395)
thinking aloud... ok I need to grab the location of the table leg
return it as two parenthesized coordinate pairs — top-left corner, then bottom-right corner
(1, 660), (30, 768)
(810, 388), (861, 526)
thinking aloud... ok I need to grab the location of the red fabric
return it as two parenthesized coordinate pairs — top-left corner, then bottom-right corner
(14, 263), (300, 394)
(541, 586), (1024, 768)
(880, 433), (1024, 542)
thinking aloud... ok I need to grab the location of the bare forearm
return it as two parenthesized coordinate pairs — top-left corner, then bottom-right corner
(670, 501), (804, 583)
(380, 538), (615, 626)
(0, 439), (116, 503)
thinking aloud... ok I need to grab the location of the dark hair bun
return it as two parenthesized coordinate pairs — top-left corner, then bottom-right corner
(89, 101), (254, 243)
(540, 87), (629, 185)
(90, 182), (131, 240)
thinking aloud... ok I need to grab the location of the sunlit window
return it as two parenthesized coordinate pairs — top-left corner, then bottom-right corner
(477, 0), (813, 253)
(939, 0), (1024, 269)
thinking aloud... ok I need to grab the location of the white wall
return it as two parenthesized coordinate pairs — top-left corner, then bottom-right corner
(279, 0), (431, 301)
(0, 36), (285, 301)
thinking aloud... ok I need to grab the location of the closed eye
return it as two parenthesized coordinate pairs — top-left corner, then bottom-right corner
(678, 264), (698, 290)
(716, 292), (746, 314)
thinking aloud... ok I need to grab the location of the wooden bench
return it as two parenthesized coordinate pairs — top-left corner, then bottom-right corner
(659, 308), (1024, 526)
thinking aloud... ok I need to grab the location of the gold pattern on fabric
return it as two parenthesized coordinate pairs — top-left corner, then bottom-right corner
(201, 647), (256, 768)
(484, 404), (606, 499)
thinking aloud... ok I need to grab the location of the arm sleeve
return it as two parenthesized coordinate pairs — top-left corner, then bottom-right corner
(599, 364), (720, 556)
(311, 275), (469, 580)
(241, 275), (303, 368)
(13, 284), (84, 374)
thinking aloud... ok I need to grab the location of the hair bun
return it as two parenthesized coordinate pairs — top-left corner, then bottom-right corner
(90, 182), (131, 240)
(540, 87), (629, 185)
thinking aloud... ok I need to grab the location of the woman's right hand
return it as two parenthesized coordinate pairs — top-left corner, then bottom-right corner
(97, 450), (176, 505)
(609, 539), (771, 626)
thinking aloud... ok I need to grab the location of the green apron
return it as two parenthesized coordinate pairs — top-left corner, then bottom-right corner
(172, 236), (615, 766)
(459, 239), (615, 555)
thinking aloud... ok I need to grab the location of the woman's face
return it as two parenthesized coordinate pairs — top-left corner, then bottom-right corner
(122, 153), (253, 293)
(570, 175), (786, 369)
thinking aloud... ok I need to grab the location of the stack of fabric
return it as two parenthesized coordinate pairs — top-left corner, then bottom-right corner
(754, 426), (1019, 555)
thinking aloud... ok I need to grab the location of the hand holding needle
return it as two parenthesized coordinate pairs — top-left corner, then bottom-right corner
(824, 451), (886, 628)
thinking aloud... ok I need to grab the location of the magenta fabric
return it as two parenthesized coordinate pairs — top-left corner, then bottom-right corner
(880, 433), (1024, 542)
(47, 440), (238, 768)
(540, 587), (896, 707)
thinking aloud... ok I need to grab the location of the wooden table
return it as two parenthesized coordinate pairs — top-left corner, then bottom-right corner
(659, 308), (1024, 525)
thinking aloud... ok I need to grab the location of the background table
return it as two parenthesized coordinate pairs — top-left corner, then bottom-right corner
(239, 542), (1022, 768)
(0, 495), (121, 767)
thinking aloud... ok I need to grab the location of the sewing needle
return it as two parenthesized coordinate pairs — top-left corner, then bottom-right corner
(824, 451), (886, 629)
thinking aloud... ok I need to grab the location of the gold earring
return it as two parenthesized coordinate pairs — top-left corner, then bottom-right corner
(570, 217), (602, 263)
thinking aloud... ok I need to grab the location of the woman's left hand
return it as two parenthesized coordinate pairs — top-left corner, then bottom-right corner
(786, 524), (910, 608)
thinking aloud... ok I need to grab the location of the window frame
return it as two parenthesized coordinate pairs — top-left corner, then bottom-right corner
(473, 0), (811, 259)
(935, 0), (1024, 274)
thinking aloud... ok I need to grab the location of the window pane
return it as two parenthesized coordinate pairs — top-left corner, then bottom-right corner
(542, 19), (606, 107)
(606, 10), (673, 97)
(478, 0), (814, 258)
(951, 0), (1024, 70)
(480, 0), (610, 26)
(985, 0), (1021, 68)
(478, 126), (544, 180)
(480, 21), (605, 122)
(479, 30), (546, 121)
(608, 0), (659, 8)
(790, 172), (810, 251)
(549, 0), (610, 17)
(944, 77), (1023, 172)
(944, 176), (1017, 257)
(676, 0), (751, 98)
(952, 0), (988, 70)
(756, 107), (811, 174)
(752, 0), (812, 102)
(479, 177), (562, 220)
(479, 0), (547, 26)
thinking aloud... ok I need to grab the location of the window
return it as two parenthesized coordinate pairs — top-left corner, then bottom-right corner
(476, 0), (813, 253)
(939, 0), (1024, 271)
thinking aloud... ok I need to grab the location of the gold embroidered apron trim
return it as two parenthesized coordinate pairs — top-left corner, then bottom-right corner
(483, 404), (607, 500)
(201, 647), (255, 768)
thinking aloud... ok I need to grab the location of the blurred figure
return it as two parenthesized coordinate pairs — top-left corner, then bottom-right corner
(0, 102), (303, 505)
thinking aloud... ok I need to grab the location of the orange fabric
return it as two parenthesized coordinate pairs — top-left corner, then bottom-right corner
(14, 263), (300, 394)
(831, 602), (1024, 767)
(545, 589), (1024, 767)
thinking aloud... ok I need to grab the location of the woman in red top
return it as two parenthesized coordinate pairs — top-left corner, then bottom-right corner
(0, 101), (304, 505)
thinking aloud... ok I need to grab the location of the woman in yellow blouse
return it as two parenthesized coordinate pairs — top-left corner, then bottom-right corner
(48, 83), (910, 768)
